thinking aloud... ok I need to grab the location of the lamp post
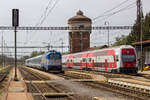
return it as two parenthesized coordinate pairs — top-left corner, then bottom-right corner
(104, 21), (109, 47)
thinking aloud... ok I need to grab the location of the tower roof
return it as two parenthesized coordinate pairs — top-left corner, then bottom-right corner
(68, 10), (92, 23)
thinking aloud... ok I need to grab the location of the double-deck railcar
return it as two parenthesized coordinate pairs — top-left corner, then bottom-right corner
(62, 45), (138, 73)
(25, 50), (63, 73)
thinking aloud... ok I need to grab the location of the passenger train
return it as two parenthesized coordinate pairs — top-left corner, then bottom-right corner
(62, 45), (138, 73)
(25, 50), (63, 73)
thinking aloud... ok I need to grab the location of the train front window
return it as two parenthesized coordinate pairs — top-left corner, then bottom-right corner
(122, 55), (136, 62)
(50, 55), (60, 60)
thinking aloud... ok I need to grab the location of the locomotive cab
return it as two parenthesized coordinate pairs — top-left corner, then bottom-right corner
(120, 48), (137, 73)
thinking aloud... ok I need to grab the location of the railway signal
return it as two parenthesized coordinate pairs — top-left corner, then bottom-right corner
(12, 9), (19, 81)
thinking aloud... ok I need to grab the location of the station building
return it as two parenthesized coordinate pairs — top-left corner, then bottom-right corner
(132, 40), (150, 70)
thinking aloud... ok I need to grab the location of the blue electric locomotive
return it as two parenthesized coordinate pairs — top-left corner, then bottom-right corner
(25, 50), (63, 73)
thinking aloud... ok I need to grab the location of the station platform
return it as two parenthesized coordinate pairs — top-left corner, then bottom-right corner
(138, 70), (150, 75)
(5, 67), (33, 100)
(65, 71), (107, 81)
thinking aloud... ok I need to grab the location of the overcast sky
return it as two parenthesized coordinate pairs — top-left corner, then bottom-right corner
(0, 0), (150, 57)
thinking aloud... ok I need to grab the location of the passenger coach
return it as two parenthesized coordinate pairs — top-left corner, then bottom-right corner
(62, 45), (137, 73)
(25, 50), (63, 73)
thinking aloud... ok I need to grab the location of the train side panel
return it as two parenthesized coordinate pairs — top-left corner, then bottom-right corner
(63, 45), (138, 73)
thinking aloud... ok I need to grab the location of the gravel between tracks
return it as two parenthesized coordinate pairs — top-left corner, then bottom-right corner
(47, 80), (128, 100)
(19, 67), (51, 80)
(21, 67), (140, 100)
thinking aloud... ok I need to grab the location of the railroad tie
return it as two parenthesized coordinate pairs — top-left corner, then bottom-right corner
(32, 92), (74, 97)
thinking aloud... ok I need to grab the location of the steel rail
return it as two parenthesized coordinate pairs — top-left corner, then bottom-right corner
(30, 81), (48, 100)
(20, 67), (76, 100)
(0, 67), (11, 82)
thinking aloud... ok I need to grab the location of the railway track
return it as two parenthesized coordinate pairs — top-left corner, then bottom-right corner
(80, 81), (150, 100)
(20, 66), (150, 100)
(19, 67), (51, 80)
(19, 67), (78, 100)
(0, 66), (11, 83)
(61, 68), (150, 100)
(63, 67), (150, 80)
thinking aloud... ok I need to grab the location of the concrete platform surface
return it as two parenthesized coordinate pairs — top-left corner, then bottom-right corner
(110, 78), (150, 87)
(139, 70), (150, 75)
(7, 93), (31, 100)
(9, 81), (25, 89)
(66, 71), (107, 81)
(6, 67), (33, 100)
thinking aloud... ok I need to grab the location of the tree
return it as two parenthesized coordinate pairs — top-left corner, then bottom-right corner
(113, 12), (150, 46)
(30, 51), (45, 57)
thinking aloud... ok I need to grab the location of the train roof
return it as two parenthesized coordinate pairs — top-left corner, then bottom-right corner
(26, 50), (61, 61)
(25, 55), (42, 61)
(63, 45), (134, 56)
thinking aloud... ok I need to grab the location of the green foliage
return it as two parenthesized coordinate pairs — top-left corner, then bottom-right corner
(113, 35), (128, 46)
(30, 51), (45, 57)
(113, 12), (150, 46)
(0, 55), (14, 65)
(61, 52), (69, 55)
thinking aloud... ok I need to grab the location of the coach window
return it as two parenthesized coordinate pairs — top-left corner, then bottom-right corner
(89, 58), (92, 62)
(115, 55), (119, 61)
(83, 58), (86, 62)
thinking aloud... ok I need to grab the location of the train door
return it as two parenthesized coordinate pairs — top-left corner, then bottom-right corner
(81, 53), (88, 70)
(107, 50), (116, 72)
(87, 52), (94, 70)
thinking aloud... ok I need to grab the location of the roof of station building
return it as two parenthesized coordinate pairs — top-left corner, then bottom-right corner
(132, 40), (150, 47)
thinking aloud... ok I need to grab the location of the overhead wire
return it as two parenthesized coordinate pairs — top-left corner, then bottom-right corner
(38, 0), (60, 26)
(27, 0), (53, 44)
(27, 0), (60, 45)
(93, 1), (136, 24)
(35, 0), (53, 27)
(93, 0), (130, 21)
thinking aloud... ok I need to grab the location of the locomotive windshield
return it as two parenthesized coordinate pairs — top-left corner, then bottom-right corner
(50, 55), (61, 59)
(122, 55), (136, 62)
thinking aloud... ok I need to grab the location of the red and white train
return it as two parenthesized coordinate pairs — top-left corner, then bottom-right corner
(62, 45), (138, 73)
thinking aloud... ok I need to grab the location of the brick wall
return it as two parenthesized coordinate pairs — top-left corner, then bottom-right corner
(69, 32), (90, 53)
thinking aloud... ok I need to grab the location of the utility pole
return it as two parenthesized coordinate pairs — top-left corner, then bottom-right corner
(137, 0), (143, 71)
(60, 38), (64, 53)
(3, 40), (5, 67)
(105, 21), (109, 47)
(1, 31), (4, 67)
(137, 0), (142, 42)
(42, 42), (51, 51)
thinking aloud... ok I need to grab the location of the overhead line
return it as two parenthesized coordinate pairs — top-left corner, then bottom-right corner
(93, 2), (136, 24)
(30, 0), (60, 45)
(35, 0), (53, 27)
(39, 0), (60, 26)
(93, 0), (130, 21)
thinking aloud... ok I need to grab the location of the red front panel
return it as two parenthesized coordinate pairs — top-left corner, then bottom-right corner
(66, 55), (74, 67)
(121, 49), (136, 68)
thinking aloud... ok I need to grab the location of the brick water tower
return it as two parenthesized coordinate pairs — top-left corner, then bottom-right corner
(68, 10), (92, 53)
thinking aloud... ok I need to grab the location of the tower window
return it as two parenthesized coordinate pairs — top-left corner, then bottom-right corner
(79, 25), (84, 29)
